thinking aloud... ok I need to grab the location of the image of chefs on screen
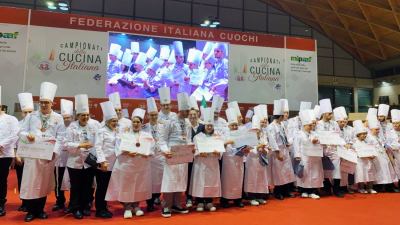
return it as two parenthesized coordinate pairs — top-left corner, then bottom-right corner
(106, 40), (228, 101)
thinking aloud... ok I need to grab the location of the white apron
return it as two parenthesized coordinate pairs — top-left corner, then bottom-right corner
(151, 152), (165, 193)
(189, 155), (222, 198)
(20, 158), (55, 199)
(106, 155), (152, 202)
(221, 150), (244, 199)
(244, 151), (269, 193)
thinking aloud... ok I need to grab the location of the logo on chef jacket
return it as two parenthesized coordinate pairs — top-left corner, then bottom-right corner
(38, 61), (51, 71)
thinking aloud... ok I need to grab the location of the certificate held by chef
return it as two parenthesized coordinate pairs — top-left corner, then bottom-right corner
(118, 132), (155, 156)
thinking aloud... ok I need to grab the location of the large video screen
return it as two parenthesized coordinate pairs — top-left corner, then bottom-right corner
(106, 32), (229, 101)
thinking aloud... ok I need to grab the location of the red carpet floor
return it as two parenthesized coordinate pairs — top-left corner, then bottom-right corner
(0, 170), (397, 225)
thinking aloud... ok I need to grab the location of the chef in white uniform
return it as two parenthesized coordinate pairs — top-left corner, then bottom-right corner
(333, 106), (356, 192)
(352, 120), (377, 194)
(158, 86), (177, 123)
(65, 94), (101, 219)
(315, 99), (344, 197)
(52, 99), (74, 212)
(211, 95), (228, 135)
(366, 116), (398, 192)
(143, 97), (165, 211)
(244, 115), (270, 206)
(386, 109), (400, 186)
(294, 110), (324, 200)
(267, 99), (296, 200)
(158, 92), (191, 218)
(19, 82), (63, 222)
(94, 101), (118, 218)
(15, 92), (34, 212)
(377, 104), (393, 140)
(191, 108), (222, 212)
(0, 86), (19, 217)
(108, 92), (131, 133)
(228, 101), (244, 128)
(105, 108), (154, 219)
(170, 41), (190, 99)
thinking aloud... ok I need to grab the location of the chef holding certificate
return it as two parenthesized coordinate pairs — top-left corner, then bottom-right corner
(106, 108), (155, 219)
(143, 97), (164, 212)
(191, 107), (222, 212)
(19, 82), (63, 222)
(294, 109), (323, 200)
(352, 120), (377, 194)
(244, 115), (270, 206)
(315, 98), (344, 197)
(65, 94), (101, 219)
(220, 108), (249, 208)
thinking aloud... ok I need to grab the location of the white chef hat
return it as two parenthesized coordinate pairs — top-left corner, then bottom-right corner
(391, 109), (400, 123)
(168, 50), (176, 64)
(211, 95), (224, 113)
(299, 101), (312, 112)
(100, 101), (117, 121)
(108, 92), (122, 109)
(280, 99), (289, 112)
(228, 101), (241, 117)
(245, 109), (254, 119)
(273, 100), (283, 116)
(173, 41), (184, 56)
(146, 46), (157, 60)
(121, 108), (129, 118)
(135, 52), (147, 67)
(307, 109), (316, 122)
(313, 105), (321, 120)
(353, 120), (368, 135)
(254, 104), (268, 119)
(368, 117), (380, 129)
(146, 97), (158, 113)
(319, 99), (332, 114)
(202, 42), (214, 55)
(226, 108), (238, 125)
(187, 48), (202, 65)
(378, 104), (390, 117)
(18, 92), (34, 111)
(158, 86), (171, 104)
(109, 43), (121, 56)
(75, 94), (89, 114)
(213, 42), (228, 56)
(132, 108), (146, 120)
(333, 106), (347, 121)
(60, 99), (73, 116)
(159, 45), (170, 60)
(203, 107), (214, 125)
(189, 95), (199, 110)
(205, 53), (216, 64)
(40, 81), (57, 102)
(366, 108), (377, 121)
(300, 109), (313, 126)
(121, 49), (133, 66)
(251, 115), (261, 130)
(147, 57), (163, 72)
(117, 49), (123, 60)
(177, 92), (190, 111)
(131, 42), (140, 53)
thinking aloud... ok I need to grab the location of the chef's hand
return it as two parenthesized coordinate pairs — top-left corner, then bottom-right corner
(99, 162), (109, 172)
(345, 144), (352, 149)
(225, 140), (234, 146)
(199, 152), (208, 157)
(79, 142), (93, 149)
(312, 139), (319, 144)
(276, 152), (284, 161)
(128, 152), (137, 157)
(212, 151), (220, 157)
(243, 146), (251, 154)
(369, 156), (375, 160)
(27, 134), (35, 143)
(295, 157), (301, 161)
(15, 156), (24, 166)
(164, 152), (173, 158)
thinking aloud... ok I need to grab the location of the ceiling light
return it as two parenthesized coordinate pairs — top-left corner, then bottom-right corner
(48, 5), (57, 10)
(203, 19), (210, 25)
(58, 1), (68, 7)
(200, 23), (208, 27)
(209, 24), (217, 28)
(212, 21), (220, 25)
(59, 6), (69, 11)
(46, 1), (55, 7)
